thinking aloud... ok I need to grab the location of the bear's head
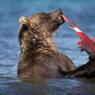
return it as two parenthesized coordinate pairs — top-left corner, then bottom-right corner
(18, 9), (66, 52)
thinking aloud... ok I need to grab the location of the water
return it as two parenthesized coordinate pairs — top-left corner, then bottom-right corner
(0, 0), (95, 94)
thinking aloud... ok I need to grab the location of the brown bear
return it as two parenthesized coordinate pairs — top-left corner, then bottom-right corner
(17, 9), (76, 79)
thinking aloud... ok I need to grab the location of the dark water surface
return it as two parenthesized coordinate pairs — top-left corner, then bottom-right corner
(0, 0), (95, 95)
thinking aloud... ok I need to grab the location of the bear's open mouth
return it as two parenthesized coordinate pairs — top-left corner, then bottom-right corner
(57, 13), (69, 25)
(59, 15), (69, 23)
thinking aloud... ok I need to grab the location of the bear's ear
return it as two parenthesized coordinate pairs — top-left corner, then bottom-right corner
(19, 16), (29, 25)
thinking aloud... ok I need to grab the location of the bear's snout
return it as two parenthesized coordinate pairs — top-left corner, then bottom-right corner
(49, 9), (66, 25)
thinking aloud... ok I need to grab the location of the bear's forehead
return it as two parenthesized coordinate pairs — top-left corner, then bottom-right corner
(28, 12), (51, 24)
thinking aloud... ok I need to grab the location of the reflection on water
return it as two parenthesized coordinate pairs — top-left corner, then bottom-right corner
(0, 0), (95, 95)
(1, 77), (95, 95)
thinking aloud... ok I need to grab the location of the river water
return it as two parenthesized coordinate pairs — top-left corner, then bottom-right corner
(0, 0), (95, 95)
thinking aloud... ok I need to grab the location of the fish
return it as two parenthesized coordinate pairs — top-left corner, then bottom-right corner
(61, 14), (95, 55)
